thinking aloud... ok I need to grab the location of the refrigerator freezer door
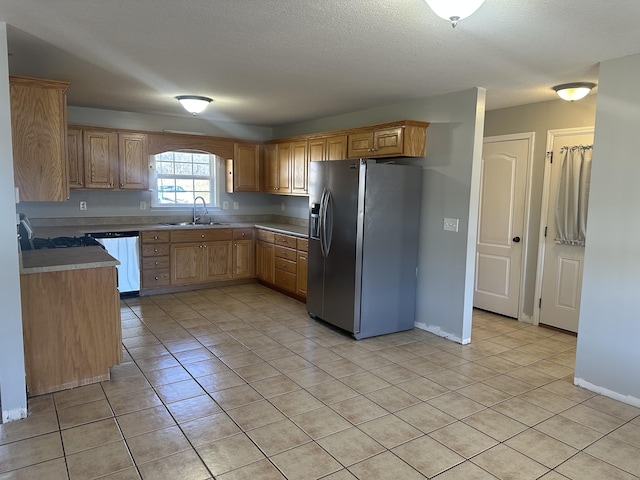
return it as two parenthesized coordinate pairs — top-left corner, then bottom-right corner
(306, 162), (328, 318)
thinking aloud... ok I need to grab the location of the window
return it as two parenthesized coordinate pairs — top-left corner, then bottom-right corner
(152, 150), (219, 207)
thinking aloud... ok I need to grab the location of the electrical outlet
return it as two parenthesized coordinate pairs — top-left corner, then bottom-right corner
(233, 201), (240, 210)
(223, 201), (229, 210)
(79, 201), (87, 211)
(139, 201), (147, 210)
(443, 217), (459, 232)
(280, 202), (285, 211)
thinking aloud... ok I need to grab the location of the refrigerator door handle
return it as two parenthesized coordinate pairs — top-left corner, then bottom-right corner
(318, 188), (328, 257)
(324, 189), (333, 256)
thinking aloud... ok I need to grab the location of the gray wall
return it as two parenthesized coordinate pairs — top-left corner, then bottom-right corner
(0, 23), (27, 422)
(575, 53), (640, 405)
(276, 88), (486, 343)
(484, 97), (597, 319)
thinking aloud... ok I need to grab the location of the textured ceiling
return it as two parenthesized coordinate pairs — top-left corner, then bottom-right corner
(1, 0), (639, 127)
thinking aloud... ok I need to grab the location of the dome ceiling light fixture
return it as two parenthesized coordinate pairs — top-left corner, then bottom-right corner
(424, 0), (486, 28)
(552, 82), (597, 102)
(176, 95), (213, 115)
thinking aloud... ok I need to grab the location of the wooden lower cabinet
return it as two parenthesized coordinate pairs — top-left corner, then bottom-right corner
(203, 241), (233, 282)
(140, 231), (171, 288)
(20, 266), (121, 396)
(255, 228), (307, 299)
(256, 240), (275, 284)
(171, 241), (233, 284)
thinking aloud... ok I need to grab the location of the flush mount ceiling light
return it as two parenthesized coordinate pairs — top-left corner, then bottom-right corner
(552, 82), (597, 102)
(425, 0), (486, 28)
(176, 95), (213, 115)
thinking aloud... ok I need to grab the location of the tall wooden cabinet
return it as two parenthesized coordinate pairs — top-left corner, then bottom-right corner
(10, 75), (70, 202)
(263, 140), (308, 194)
(309, 135), (348, 162)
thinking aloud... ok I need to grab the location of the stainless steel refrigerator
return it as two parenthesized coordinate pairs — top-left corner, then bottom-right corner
(307, 158), (422, 339)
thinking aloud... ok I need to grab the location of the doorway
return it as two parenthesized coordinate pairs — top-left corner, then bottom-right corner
(535, 127), (594, 333)
(474, 133), (533, 319)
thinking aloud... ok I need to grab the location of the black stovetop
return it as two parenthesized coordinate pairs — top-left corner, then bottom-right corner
(27, 236), (104, 250)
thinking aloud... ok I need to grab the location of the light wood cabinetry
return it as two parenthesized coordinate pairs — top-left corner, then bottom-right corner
(67, 128), (84, 188)
(233, 228), (255, 279)
(140, 231), (171, 288)
(170, 229), (234, 285)
(227, 142), (260, 192)
(71, 126), (149, 190)
(255, 228), (307, 299)
(347, 121), (428, 158)
(263, 140), (308, 194)
(309, 135), (348, 162)
(10, 75), (70, 202)
(20, 265), (121, 396)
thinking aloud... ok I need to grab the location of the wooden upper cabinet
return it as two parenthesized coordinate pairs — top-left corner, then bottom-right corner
(277, 143), (292, 193)
(347, 121), (428, 158)
(10, 75), (70, 202)
(67, 128), (84, 189)
(291, 141), (308, 194)
(263, 143), (278, 192)
(119, 133), (148, 190)
(82, 130), (118, 189)
(309, 135), (347, 162)
(327, 135), (348, 160)
(228, 142), (260, 192)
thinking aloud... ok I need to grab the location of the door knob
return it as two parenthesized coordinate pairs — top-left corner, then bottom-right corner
(512, 236), (521, 243)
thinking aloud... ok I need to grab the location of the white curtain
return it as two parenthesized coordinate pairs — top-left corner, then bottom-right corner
(555, 145), (593, 246)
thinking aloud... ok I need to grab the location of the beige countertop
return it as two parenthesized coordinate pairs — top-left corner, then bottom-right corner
(20, 246), (120, 274)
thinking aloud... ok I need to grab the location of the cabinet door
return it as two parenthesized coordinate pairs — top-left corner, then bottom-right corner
(170, 243), (201, 284)
(291, 141), (308, 194)
(263, 143), (279, 192)
(327, 135), (348, 161)
(256, 241), (275, 284)
(373, 127), (404, 157)
(67, 128), (84, 189)
(347, 132), (374, 158)
(233, 239), (255, 279)
(83, 130), (118, 189)
(308, 138), (326, 162)
(277, 143), (292, 193)
(203, 241), (233, 281)
(119, 133), (148, 190)
(297, 251), (308, 297)
(232, 142), (260, 192)
(10, 76), (70, 201)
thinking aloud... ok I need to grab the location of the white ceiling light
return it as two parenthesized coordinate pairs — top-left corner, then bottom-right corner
(425, 0), (486, 28)
(552, 82), (597, 102)
(176, 95), (213, 115)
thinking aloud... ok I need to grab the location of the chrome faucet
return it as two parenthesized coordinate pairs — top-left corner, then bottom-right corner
(193, 196), (208, 224)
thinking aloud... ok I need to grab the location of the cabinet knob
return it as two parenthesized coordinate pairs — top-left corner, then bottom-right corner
(154, 261), (159, 265)
(154, 248), (158, 252)
(201, 234), (205, 238)
(120, 182), (124, 187)
(109, 182), (114, 186)
(153, 235), (159, 240)
(241, 233), (246, 237)
(199, 245), (203, 249)
(155, 276), (159, 280)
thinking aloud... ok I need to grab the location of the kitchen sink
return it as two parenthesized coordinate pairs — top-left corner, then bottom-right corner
(163, 222), (230, 227)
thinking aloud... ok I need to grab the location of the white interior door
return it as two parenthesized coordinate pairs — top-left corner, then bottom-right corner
(539, 129), (594, 333)
(474, 135), (531, 318)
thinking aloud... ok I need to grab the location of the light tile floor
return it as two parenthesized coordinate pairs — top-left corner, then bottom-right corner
(1, 283), (640, 479)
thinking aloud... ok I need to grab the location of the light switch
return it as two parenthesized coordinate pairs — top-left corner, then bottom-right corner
(443, 217), (459, 232)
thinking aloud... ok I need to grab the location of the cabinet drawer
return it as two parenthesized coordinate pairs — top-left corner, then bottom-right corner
(297, 238), (308, 252)
(141, 231), (169, 244)
(141, 256), (169, 270)
(256, 229), (275, 243)
(275, 257), (297, 274)
(275, 269), (296, 293)
(141, 244), (170, 257)
(275, 245), (297, 261)
(274, 233), (297, 249)
(233, 228), (253, 240)
(142, 269), (170, 287)
(171, 228), (232, 243)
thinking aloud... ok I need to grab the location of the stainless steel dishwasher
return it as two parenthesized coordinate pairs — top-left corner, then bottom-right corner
(87, 231), (140, 296)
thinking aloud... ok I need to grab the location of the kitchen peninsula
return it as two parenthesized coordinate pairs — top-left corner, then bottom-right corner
(20, 246), (121, 396)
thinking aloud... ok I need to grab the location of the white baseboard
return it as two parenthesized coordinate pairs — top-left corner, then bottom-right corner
(2, 406), (27, 423)
(415, 322), (470, 345)
(574, 377), (640, 408)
